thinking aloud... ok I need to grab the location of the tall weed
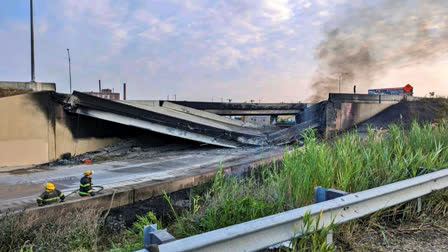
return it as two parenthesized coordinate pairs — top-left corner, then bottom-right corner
(112, 120), (448, 251)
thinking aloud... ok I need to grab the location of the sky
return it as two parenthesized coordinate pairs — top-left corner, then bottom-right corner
(0, 0), (447, 102)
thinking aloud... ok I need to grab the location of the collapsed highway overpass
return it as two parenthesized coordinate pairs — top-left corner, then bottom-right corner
(0, 90), (417, 167)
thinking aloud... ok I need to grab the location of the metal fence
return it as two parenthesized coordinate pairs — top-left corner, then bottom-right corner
(138, 168), (448, 252)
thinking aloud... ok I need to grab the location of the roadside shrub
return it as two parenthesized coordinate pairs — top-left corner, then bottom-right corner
(0, 208), (102, 251)
(162, 120), (448, 241)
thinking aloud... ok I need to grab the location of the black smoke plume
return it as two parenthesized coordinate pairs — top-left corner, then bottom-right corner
(309, 0), (448, 102)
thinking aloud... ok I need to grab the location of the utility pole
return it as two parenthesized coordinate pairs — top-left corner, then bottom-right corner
(339, 73), (349, 93)
(123, 83), (126, 100)
(338, 75), (341, 93)
(30, 0), (35, 82)
(67, 49), (72, 93)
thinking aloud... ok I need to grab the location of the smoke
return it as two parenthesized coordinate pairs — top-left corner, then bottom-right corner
(309, 0), (448, 102)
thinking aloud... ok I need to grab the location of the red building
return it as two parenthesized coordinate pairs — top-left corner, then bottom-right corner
(86, 89), (120, 100)
(368, 84), (413, 96)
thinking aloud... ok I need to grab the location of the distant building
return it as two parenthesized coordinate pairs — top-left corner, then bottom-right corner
(277, 115), (296, 124)
(86, 89), (120, 100)
(368, 84), (413, 96)
(242, 116), (271, 126)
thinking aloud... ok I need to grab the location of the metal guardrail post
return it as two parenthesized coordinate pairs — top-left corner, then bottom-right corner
(143, 224), (158, 249)
(315, 186), (348, 203)
(136, 225), (176, 252)
(417, 197), (422, 213)
(314, 187), (348, 244)
(155, 168), (448, 252)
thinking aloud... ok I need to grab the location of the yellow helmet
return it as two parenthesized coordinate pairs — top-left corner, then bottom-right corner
(45, 182), (55, 191)
(84, 170), (94, 176)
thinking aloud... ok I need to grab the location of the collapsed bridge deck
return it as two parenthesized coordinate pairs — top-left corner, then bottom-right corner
(67, 92), (314, 147)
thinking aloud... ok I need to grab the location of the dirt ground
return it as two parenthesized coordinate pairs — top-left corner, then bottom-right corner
(340, 215), (448, 251)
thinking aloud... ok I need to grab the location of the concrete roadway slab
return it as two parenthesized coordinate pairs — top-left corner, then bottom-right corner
(0, 146), (284, 211)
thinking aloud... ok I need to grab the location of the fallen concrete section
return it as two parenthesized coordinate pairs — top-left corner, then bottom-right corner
(66, 92), (313, 148)
(170, 101), (305, 115)
(0, 91), (315, 167)
(267, 120), (321, 145)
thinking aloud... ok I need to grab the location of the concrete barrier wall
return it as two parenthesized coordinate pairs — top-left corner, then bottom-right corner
(0, 92), (119, 167)
(0, 93), (50, 166)
(329, 93), (418, 104)
(0, 81), (56, 92)
(325, 102), (393, 137)
(324, 93), (419, 137)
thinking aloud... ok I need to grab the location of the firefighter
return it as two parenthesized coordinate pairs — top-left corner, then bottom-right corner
(36, 182), (65, 206)
(79, 170), (95, 197)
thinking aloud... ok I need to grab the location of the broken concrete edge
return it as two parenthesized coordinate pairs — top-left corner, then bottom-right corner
(68, 91), (268, 147)
(161, 101), (262, 129)
(74, 107), (241, 148)
(170, 100), (306, 113)
(4, 151), (285, 218)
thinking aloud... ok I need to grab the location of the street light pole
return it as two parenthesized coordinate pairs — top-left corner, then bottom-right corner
(67, 49), (72, 93)
(338, 75), (341, 93)
(30, 0), (35, 82)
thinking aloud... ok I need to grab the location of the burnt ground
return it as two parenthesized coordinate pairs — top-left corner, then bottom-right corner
(357, 98), (448, 132)
(104, 188), (193, 232)
(45, 137), (205, 167)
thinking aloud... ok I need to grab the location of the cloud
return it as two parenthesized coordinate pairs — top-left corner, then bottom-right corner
(261, 0), (293, 23)
(318, 10), (330, 17)
(199, 47), (245, 69)
(309, 0), (448, 101)
(61, 0), (132, 53)
(134, 9), (177, 41)
(2, 0), (447, 103)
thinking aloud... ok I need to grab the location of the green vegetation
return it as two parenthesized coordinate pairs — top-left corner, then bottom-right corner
(2, 121), (448, 251)
(162, 121), (448, 239)
(0, 208), (103, 252)
(116, 120), (448, 251)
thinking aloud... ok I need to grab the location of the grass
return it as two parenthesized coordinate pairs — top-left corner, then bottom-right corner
(3, 120), (448, 251)
(156, 120), (448, 250)
(0, 208), (103, 252)
(276, 121), (448, 207)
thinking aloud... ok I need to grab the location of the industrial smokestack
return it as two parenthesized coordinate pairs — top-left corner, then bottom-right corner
(98, 80), (101, 92)
(123, 83), (126, 100)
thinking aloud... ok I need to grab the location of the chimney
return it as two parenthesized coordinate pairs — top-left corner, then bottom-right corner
(123, 83), (127, 100)
(99, 80), (101, 92)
